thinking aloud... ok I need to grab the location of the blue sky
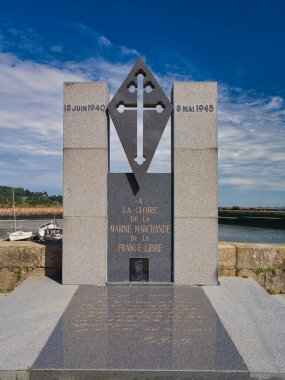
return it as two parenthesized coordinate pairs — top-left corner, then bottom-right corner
(0, 0), (284, 206)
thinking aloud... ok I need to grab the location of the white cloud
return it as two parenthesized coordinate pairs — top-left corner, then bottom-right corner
(218, 84), (285, 193)
(98, 36), (111, 47)
(120, 46), (140, 57)
(264, 96), (283, 110)
(73, 23), (140, 59)
(0, 53), (88, 192)
(0, 53), (87, 138)
(0, 36), (284, 203)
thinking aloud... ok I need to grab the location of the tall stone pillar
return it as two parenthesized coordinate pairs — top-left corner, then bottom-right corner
(172, 82), (218, 285)
(63, 83), (109, 284)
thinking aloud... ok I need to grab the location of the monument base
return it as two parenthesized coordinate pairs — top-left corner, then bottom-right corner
(31, 285), (248, 380)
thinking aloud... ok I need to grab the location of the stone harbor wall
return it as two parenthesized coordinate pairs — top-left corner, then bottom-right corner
(219, 242), (285, 294)
(0, 241), (284, 293)
(0, 241), (61, 291)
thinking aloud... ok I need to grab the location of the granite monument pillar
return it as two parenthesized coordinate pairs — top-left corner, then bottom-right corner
(172, 82), (218, 285)
(63, 82), (109, 284)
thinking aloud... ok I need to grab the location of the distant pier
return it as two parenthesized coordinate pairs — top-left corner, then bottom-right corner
(219, 208), (285, 229)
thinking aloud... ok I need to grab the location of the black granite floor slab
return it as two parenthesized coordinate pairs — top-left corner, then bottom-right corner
(31, 286), (249, 380)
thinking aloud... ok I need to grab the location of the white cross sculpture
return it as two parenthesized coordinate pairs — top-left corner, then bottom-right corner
(117, 74), (163, 165)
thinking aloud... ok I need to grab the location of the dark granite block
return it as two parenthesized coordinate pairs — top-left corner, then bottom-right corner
(108, 173), (172, 283)
(32, 286), (249, 380)
(107, 58), (173, 188)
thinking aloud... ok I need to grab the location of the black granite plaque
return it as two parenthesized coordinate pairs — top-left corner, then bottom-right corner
(108, 173), (172, 282)
(32, 286), (249, 380)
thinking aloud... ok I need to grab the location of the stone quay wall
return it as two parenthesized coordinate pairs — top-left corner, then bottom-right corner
(0, 241), (284, 293)
(219, 242), (285, 294)
(0, 241), (61, 291)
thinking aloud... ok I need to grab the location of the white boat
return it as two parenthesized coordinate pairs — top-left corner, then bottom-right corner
(9, 230), (34, 241)
(37, 220), (59, 239)
(8, 188), (34, 241)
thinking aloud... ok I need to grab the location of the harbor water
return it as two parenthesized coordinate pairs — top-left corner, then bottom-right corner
(218, 224), (285, 243)
(0, 219), (285, 243)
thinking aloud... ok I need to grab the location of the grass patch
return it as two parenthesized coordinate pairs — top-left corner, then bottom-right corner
(255, 267), (276, 276)
(255, 267), (266, 275)
(0, 288), (13, 293)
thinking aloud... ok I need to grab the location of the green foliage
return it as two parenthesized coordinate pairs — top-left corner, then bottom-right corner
(255, 267), (276, 276)
(0, 186), (62, 207)
(267, 267), (276, 276)
(255, 267), (267, 275)
(267, 288), (277, 295)
(26, 366), (34, 377)
(0, 288), (13, 293)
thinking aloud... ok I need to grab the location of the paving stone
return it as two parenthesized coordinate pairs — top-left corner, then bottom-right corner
(204, 278), (285, 378)
(0, 276), (77, 380)
(275, 294), (285, 307)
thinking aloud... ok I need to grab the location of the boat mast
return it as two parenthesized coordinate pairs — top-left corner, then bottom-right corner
(12, 188), (16, 231)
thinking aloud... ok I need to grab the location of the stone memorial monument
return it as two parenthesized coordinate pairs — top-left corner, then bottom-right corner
(31, 59), (250, 380)
(2, 55), (283, 380)
(63, 58), (218, 285)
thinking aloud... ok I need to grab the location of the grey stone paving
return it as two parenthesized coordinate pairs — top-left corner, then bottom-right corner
(1, 276), (284, 380)
(0, 293), (6, 301)
(275, 294), (285, 307)
(0, 276), (77, 380)
(204, 278), (285, 380)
